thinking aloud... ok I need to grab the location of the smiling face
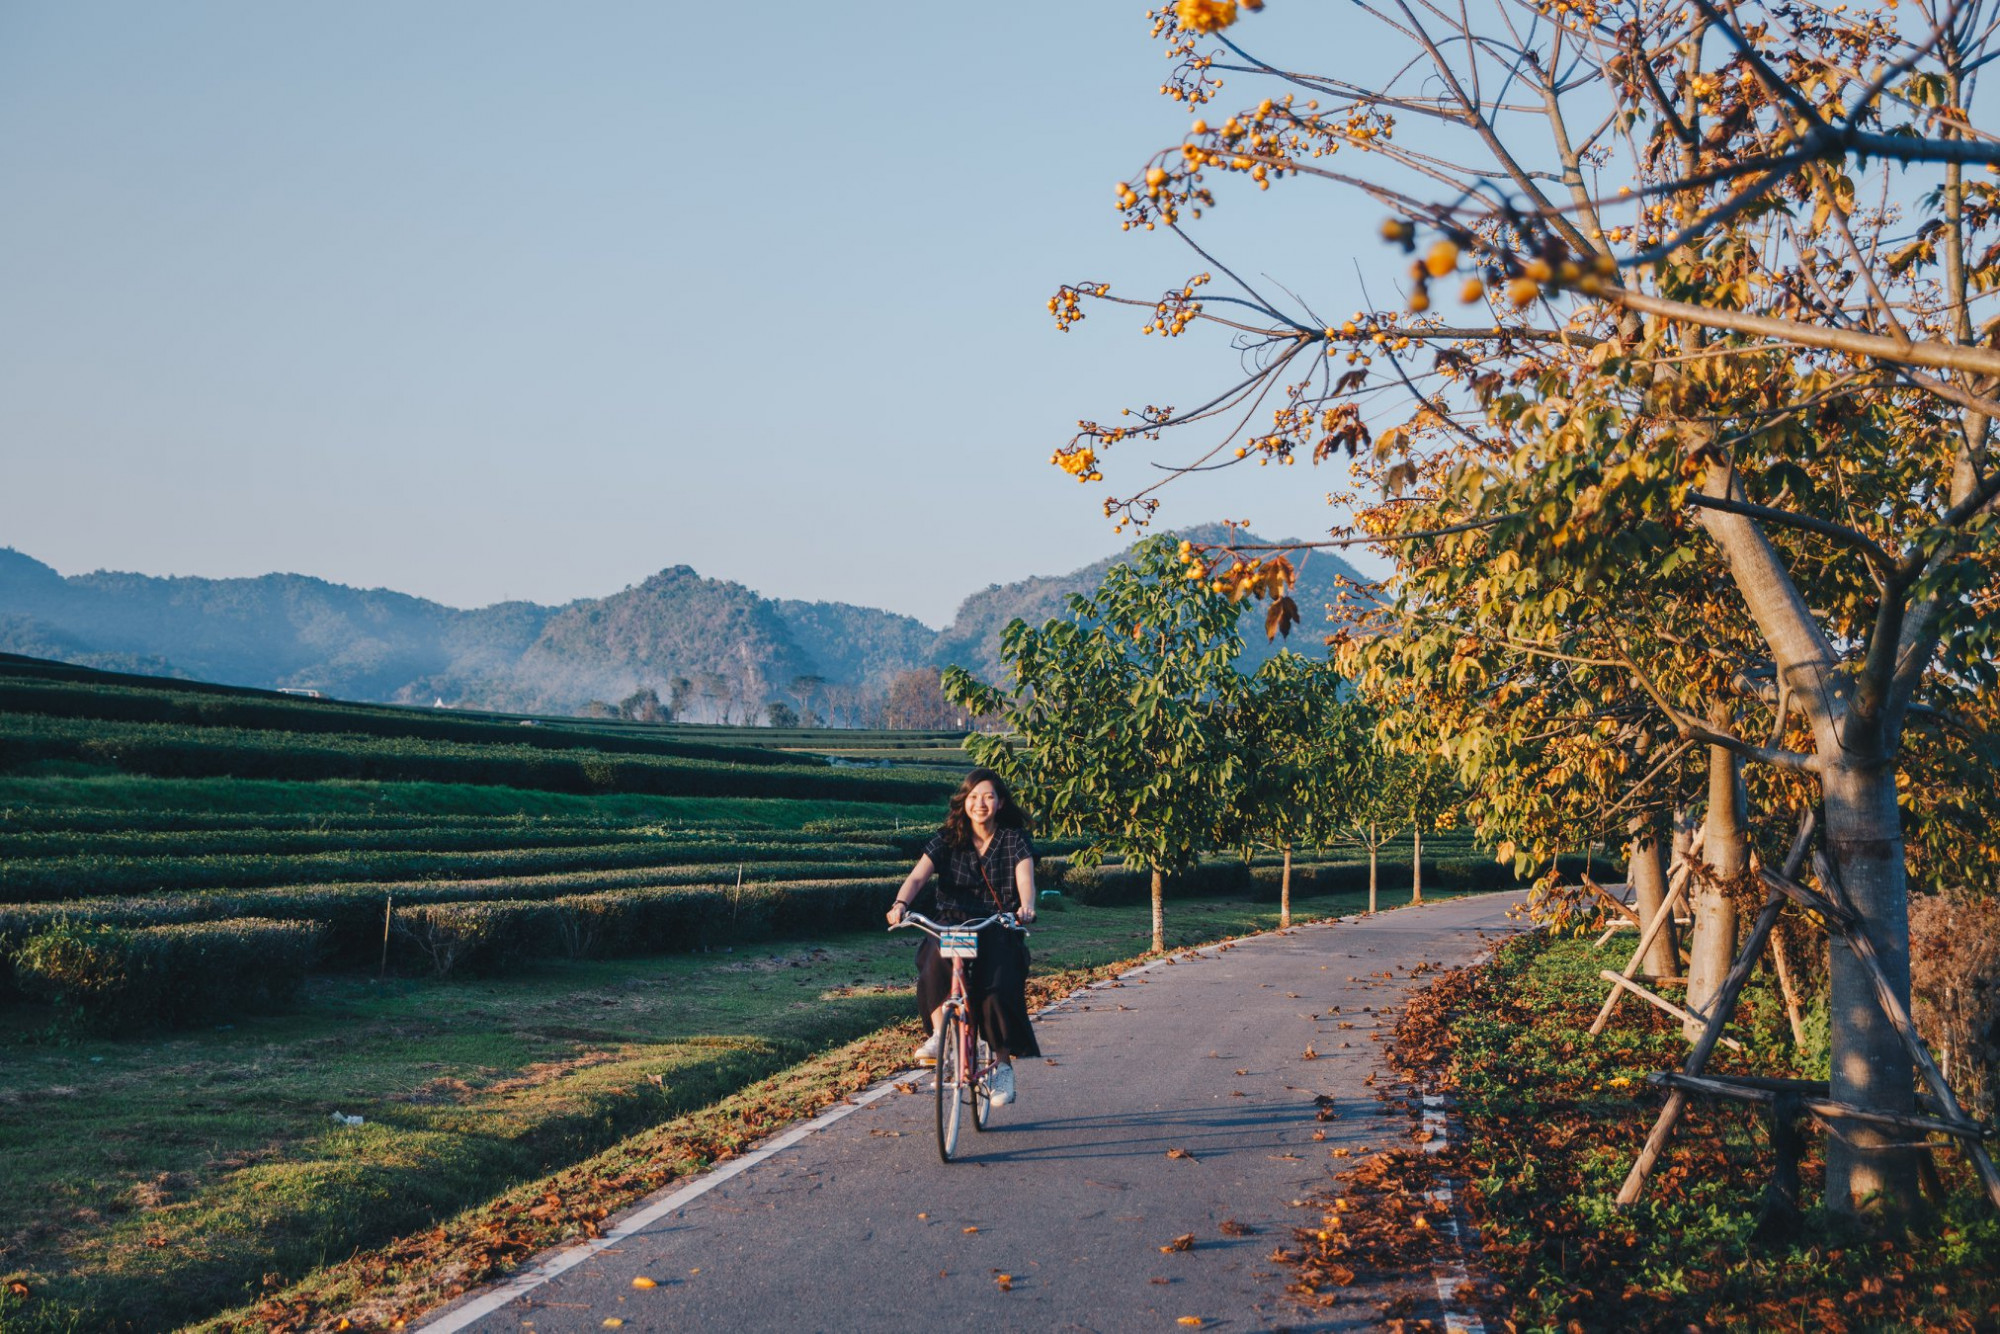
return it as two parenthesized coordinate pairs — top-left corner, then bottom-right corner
(963, 780), (1000, 830)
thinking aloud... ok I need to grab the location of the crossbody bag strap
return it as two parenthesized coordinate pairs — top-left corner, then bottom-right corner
(977, 840), (1011, 913)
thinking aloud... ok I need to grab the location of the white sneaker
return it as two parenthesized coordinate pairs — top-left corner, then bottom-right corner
(912, 1032), (941, 1066)
(987, 1063), (1016, 1106)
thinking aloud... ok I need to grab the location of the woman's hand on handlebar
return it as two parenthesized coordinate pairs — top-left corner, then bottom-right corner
(886, 901), (908, 928)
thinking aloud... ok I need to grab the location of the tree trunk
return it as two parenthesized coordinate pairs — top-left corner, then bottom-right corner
(1368, 827), (1379, 915)
(1151, 865), (1165, 955)
(1821, 757), (1922, 1217)
(1627, 814), (1676, 980)
(1280, 843), (1292, 929)
(1685, 727), (1747, 1039)
(1411, 823), (1423, 904)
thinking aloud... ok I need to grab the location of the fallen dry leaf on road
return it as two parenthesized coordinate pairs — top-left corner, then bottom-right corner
(995, 1273), (1013, 1291)
(1166, 1148), (1197, 1161)
(1312, 1129), (1327, 1141)
(1302, 1046), (1319, 1060)
(1219, 1219), (1257, 1236)
(1161, 1233), (1196, 1253)
(894, 1082), (918, 1094)
(963, 1226), (979, 1234)
(1235, 1069), (1249, 1076)
(631, 1276), (657, 1289)
(1178, 1319), (1204, 1327)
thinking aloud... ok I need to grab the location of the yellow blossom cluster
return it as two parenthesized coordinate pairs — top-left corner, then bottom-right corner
(1051, 446), (1103, 483)
(1047, 282), (1109, 332)
(1142, 272), (1211, 336)
(1535, 0), (1600, 30)
(1385, 220), (1619, 313)
(1176, 542), (1296, 603)
(1173, 0), (1264, 35)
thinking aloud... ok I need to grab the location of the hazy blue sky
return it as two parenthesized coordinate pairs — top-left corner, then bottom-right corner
(0, 2), (1386, 627)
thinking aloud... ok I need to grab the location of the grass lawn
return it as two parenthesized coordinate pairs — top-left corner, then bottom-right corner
(0, 885), (1483, 1332)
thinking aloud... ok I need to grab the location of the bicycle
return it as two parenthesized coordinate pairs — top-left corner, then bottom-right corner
(890, 910), (1026, 1162)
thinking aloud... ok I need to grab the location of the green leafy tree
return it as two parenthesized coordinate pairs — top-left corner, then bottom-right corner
(1324, 702), (1456, 914)
(944, 535), (1245, 953)
(1228, 651), (1354, 927)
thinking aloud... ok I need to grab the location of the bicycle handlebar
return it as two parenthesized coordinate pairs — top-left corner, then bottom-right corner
(890, 910), (1024, 937)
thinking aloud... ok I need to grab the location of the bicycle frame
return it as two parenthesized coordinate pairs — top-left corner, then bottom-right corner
(892, 910), (1024, 1161)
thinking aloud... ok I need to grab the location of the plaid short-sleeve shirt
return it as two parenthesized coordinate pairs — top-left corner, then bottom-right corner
(921, 826), (1034, 923)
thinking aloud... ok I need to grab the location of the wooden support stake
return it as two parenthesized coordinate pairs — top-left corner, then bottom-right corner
(379, 894), (394, 980)
(1758, 865), (1857, 928)
(1583, 873), (1641, 924)
(1599, 971), (1745, 1051)
(1651, 1072), (1989, 1140)
(1756, 1090), (1806, 1241)
(1590, 868), (1695, 1036)
(1811, 850), (2000, 1211)
(1616, 810), (1815, 1207)
(1618, 889), (1789, 1204)
(1768, 919), (1807, 1048)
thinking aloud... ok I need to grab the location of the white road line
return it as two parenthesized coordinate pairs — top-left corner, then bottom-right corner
(1419, 1093), (1486, 1334)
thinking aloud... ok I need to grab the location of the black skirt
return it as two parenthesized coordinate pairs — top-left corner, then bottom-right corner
(915, 926), (1041, 1059)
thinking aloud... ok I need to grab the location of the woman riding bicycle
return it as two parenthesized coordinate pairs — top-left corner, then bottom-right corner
(885, 768), (1041, 1106)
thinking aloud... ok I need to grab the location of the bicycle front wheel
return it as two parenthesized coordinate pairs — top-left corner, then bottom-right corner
(935, 1010), (965, 1163)
(971, 1035), (992, 1131)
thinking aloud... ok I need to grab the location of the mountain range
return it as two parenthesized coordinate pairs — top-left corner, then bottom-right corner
(0, 527), (1362, 720)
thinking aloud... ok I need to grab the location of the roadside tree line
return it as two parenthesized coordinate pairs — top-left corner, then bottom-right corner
(944, 535), (1460, 954)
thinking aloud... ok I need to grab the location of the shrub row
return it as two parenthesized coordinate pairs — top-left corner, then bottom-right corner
(0, 678), (798, 767)
(1, 824), (668, 860)
(12, 916), (324, 1032)
(0, 844), (910, 904)
(0, 863), (911, 985)
(390, 877), (901, 977)
(0, 808), (921, 842)
(0, 821), (921, 862)
(0, 713), (952, 805)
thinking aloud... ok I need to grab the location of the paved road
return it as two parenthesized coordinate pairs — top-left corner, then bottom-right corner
(424, 892), (1525, 1334)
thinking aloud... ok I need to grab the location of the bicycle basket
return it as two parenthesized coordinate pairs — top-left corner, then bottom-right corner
(939, 928), (979, 959)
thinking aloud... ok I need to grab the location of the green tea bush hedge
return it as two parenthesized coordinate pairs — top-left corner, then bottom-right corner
(0, 869), (909, 987)
(13, 916), (324, 1032)
(0, 840), (907, 902)
(389, 877), (904, 976)
(0, 713), (950, 805)
(0, 678), (798, 767)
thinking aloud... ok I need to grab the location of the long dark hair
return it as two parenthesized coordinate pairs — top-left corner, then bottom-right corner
(941, 767), (1031, 847)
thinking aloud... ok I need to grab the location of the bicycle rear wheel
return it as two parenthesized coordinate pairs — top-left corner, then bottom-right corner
(971, 1036), (992, 1131)
(935, 1010), (965, 1162)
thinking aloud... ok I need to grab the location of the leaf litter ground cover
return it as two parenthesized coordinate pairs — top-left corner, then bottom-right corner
(0, 887), (1454, 1332)
(1282, 933), (2000, 1333)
